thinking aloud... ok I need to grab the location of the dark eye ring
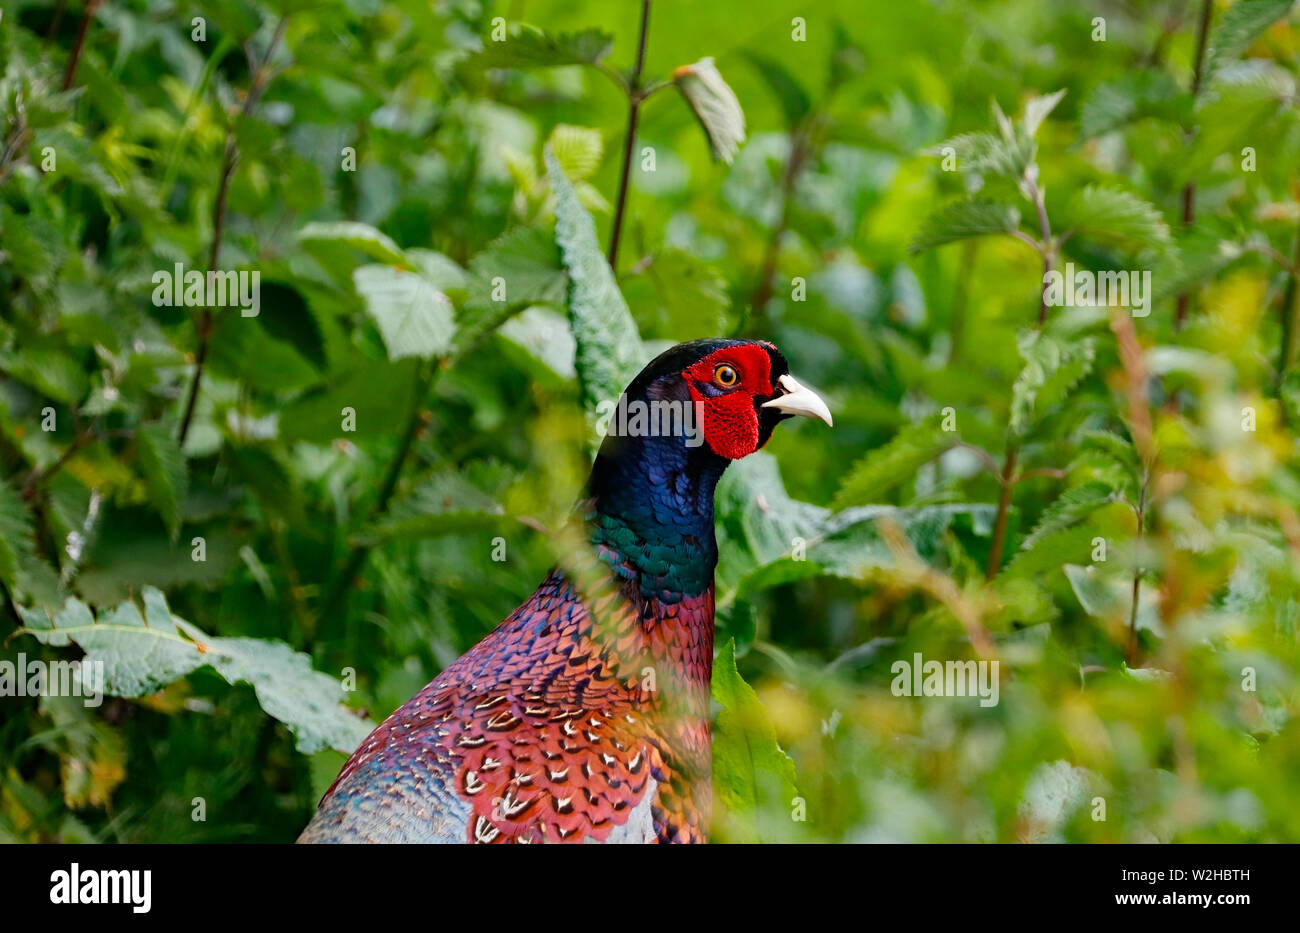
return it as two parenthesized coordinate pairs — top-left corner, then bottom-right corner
(714, 364), (739, 388)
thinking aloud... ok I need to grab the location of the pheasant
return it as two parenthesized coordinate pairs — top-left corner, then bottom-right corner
(298, 338), (832, 843)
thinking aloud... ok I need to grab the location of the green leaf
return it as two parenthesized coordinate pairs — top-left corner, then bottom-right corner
(0, 477), (35, 594)
(910, 199), (1021, 252)
(17, 587), (371, 754)
(135, 422), (188, 541)
(357, 472), (504, 544)
(545, 147), (645, 416)
(298, 221), (410, 268)
(832, 417), (957, 508)
(1078, 71), (1189, 138)
(673, 58), (747, 164)
(926, 130), (1033, 180)
(1009, 333), (1096, 438)
(711, 638), (798, 842)
(469, 26), (614, 69)
(1020, 482), (1114, 551)
(1061, 185), (1171, 252)
(1204, 0), (1295, 86)
(353, 265), (456, 361)
(744, 52), (812, 129)
(547, 124), (604, 184)
(1021, 88), (1066, 138)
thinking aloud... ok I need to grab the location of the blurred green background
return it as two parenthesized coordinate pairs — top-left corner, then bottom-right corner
(2, 0), (1299, 842)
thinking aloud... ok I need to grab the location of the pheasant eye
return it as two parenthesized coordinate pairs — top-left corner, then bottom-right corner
(713, 363), (739, 388)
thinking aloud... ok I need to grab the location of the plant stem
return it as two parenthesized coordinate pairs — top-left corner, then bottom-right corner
(61, 0), (101, 91)
(320, 360), (439, 623)
(20, 426), (94, 501)
(607, 0), (652, 271)
(985, 445), (1018, 580)
(1174, 0), (1214, 329)
(177, 18), (288, 446)
(1127, 481), (1148, 666)
(749, 128), (811, 325)
(1277, 217), (1300, 401)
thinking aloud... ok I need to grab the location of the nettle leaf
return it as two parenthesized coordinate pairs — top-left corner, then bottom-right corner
(1064, 564), (1161, 634)
(297, 221), (410, 269)
(357, 472), (504, 544)
(711, 638), (798, 842)
(1204, 0), (1296, 86)
(832, 417), (956, 508)
(927, 128), (1034, 180)
(1079, 71), (1189, 138)
(1061, 185), (1171, 252)
(1009, 332), (1096, 438)
(674, 58), (747, 164)
(1021, 88), (1066, 138)
(135, 422), (188, 541)
(470, 26), (614, 69)
(910, 199), (1021, 252)
(353, 265), (456, 361)
(547, 124), (604, 184)
(17, 588), (371, 754)
(0, 477), (36, 593)
(545, 147), (646, 416)
(1020, 482), (1114, 551)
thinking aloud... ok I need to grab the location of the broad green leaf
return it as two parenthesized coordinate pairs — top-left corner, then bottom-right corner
(353, 265), (456, 361)
(545, 147), (645, 416)
(1204, 0), (1295, 86)
(0, 477), (35, 593)
(832, 417), (957, 507)
(1061, 185), (1171, 252)
(711, 638), (798, 842)
(1009, 332), (1096, 438)
(674, 58), (747, 164)
(469, 26), (614, 69)
(298, 221), (410, 268)
(17, 587), (371, 754)
(1078, 71), (1189, 138)
(1022, 88), (1066, 138)
(1064, 564), (1161, 634)
(910, 199), (1022, 252)
(926, 130), (1033, 180)
(135, 422), (188, 541)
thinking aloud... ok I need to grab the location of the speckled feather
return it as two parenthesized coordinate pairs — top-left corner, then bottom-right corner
(300, 340), (787, 844)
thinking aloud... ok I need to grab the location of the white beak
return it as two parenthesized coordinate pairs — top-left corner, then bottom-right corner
(761, 373), (833, 427)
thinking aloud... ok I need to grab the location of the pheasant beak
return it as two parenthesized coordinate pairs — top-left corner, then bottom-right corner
(761, 374), (833, 427)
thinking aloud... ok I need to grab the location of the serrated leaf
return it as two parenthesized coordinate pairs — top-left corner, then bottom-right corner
(0, 478), (35, 593)
(1022, 88), (1066, 138)
(1204, 0), (1295, 86)
(1021, 482), (1114, 551)
(353, 265), (456, 361)
(17, 588), (371, 754)
(135, 422), (188, 541)
(298, 221), (410, 268)
(1078, 71), (1189, 138)
(469, 26), (614, 69)
(926, 130), (1033, 180)
(711, 638), (798, 842)
(674, 58), (747, 164)
(545, 147), (645, 417)
(910, 199), (1021, 252)
(1009, 333), (1096, 437)
(832, 418), (957, 508)
(457, 226), (568, 355)
(547, 124), (603, 184)
(1061, 186), (1171, 252)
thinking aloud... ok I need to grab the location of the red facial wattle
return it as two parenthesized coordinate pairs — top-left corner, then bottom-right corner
(682, 344), (775, 461)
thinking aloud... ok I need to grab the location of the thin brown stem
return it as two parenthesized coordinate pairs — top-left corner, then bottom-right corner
(1126, 482), (1148, 666)
(985, 445), (1018, 580)
(177, 18), (289, 446)
(607, 0), (652, 271)
(61, 0), (101, 91)
(1174, 0), (1214, 329)
(20, 426), (94, 501)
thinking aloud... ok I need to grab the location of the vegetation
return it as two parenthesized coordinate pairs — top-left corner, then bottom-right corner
(2, 0), (1299, 843)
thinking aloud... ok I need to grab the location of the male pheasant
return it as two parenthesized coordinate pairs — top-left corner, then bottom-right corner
(299, 338), (832, 844)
